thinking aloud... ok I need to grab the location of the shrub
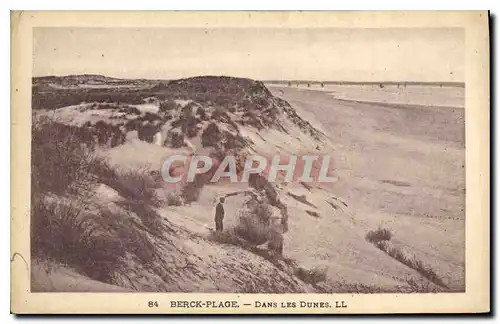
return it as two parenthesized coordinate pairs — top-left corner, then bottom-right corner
(294, 265), (328, 285)
(195, 107), (208, 121)
(30, 117), (167, 285)
(209, 228), (248, 247)
(179, 103), (194, 118)
(31, 197), (88, 260)
(121, 106), (142, 115)
(92, 163), (168, 236)
(31, 117), (102, 196)
(182, 116), (201, 138)
(211, 109), (231, 123)
(305, 210), (320, 218)
(384, 242), (447, 288)
(32, 87), (149, 110)
(253, 97), (269, 109)
(94, 120), (118, 145)
(141, 112), (162, 122)
(137, 123), (159, 143)
(166, 192), (183, 206)
(235, 198), (273, 245)
(214, 95), (232, 108)
(180, 174), (210, 204)
(267, 226), (284, 255)
(201, 123), (222, 148)
(240, 98), (252, 108)
(109, 129), (126, 148)
(327, 281), (395, 294)
(242, 111), (264, 129)
(116, 200), (167, 237)
(170, 105), (201, 138)
(365, 227), (392, 243)
(222, 131), (247, 151)
(31, 197), (155, 283)
(405, 276), (440, 293)
(159, 99), (177, 112)
(125, 118), (141, 131)
(409, 259), (447, 288)
(164, 130), (185, 148)
(99, 166), (161, 207)
(366, 230), (449, 289)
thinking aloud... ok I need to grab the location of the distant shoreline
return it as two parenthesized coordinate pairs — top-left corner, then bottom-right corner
(264, 80), (465, 88)
(331, 97), (465, 110)
(267, 84), (465, 109)
(32, 74), (465, 88)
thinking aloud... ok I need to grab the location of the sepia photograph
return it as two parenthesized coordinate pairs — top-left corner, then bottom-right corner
(11, 11), (489, 314)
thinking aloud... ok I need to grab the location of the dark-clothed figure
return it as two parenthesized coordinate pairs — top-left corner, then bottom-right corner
(215, 197), (225, 232)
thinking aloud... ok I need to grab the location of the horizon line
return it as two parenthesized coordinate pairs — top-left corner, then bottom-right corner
(32, 73), (465, 86)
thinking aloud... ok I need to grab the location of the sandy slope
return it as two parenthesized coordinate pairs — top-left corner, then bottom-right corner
(32, 80), (465, 292)
(92, 84), (464, 291)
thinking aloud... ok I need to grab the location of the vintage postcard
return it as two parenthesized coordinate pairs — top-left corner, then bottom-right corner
(11, 11), (489, 314)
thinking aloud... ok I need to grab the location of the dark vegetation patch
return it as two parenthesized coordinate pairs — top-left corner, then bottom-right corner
(180, 173), (211, 204)
(209, 228), (292, 270)
(200, 122), (250, 152)
(326, 200), (339, 210)
(380, 179), (411, 187)
(170, 104), (202, 138)
(330, 196), (348, 208)
(365, 227), (448, 290)
(31, 117), (170, 285)
(136, 123), (162, 143)
(33, 75), (323, 139)
(164, 129), (185, 148)
(315, 278), (442, 293)
(201, 122), (222, 148)
(31, 198), (157, 283)
(299, 181), (312, 192)
(33, 76), (269, 110)
(248, 174), (289, 232)
(205, 189), (284, 256)
(375, 241), (449, 289)
(118, 106), (142, 115)
(294, 266), (328, 285)
(287, 192), (316, 208)
(32, 118), (104, 195)
(305, 210), (320, 218)
(166, 192), (183, 206)
(33, 88), (151, 110)
(365, 227), (392, 243)
(151, 76), (272, 106)
(98, 166), (161, 208)
(159, 99), (178, 112)
(83, 120), (127, 147)
(235, 198), (274, 246)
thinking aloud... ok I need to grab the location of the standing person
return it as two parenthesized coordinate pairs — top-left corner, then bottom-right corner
(215, 197), (225, 232)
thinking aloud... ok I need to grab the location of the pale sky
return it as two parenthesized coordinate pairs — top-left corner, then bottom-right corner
(33, 27), (464, 82)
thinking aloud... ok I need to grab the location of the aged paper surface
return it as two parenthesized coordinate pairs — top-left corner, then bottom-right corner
(11, 11), (489, 314)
